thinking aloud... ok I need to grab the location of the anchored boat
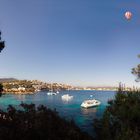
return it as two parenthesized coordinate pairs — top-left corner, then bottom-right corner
(47, 92), (57, 95)
(47, 83), (57, 96)
(61, 94), (73, 101)
(81, 99), (101, 108)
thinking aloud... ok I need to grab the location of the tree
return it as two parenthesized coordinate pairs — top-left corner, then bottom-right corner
(94, 89), (140, 140)
(132, 55), (140, 82)
(0, 103), (93, 140)
(0, 31), (5, 52)
(0, 31), (5, 96)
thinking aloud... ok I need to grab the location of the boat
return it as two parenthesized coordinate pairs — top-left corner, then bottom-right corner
(81, 99), (101, 108)
(47, 83), (57, 96)
(47, 92), (57, 95)
(61, 94), (73, 101)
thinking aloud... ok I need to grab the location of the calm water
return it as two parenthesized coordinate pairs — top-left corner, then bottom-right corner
(0, 90), (116, 136)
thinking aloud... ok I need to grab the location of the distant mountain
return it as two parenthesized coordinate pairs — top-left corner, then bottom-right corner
(0, 78), (18, 82)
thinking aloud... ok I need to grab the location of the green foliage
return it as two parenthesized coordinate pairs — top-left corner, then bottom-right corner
(132, 55), (140, 82)
(0, 103), (93, 140)
(94, 90), (140, 140)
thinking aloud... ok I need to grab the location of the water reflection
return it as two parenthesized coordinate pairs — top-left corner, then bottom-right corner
(62, 98), (73, 104)
(15, 94), (26, 101)
(81, 107), (97, 115)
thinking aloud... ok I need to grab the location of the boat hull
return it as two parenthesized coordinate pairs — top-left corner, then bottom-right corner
(47, 92), (57, 95)
(81, 99), (101, 108)
(61, 94), (73, 101)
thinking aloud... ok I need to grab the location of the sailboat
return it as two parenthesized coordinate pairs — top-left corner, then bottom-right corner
(47, 83), (57, 95)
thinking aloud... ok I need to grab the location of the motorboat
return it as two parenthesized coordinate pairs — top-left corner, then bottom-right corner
(61, 94), (73, 101)
(47, 92), (57, 95)
(81, 99), (101, 108)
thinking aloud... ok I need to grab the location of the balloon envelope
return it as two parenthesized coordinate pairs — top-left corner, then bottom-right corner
(125, 11), (132, 20)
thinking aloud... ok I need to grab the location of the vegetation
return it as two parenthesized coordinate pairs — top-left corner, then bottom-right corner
(0, 31), (5, 53)
(2, 80), (36, 93)
(94, 88), (140, 140)
(0, 103), (92, 140)
(132, 55), (140, 82)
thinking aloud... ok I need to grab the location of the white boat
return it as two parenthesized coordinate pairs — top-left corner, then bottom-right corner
(47, 83), (57, 95)
(47, 92), (57, 95)
(61, 94), (73, 101)
(81, 99), (101, 108)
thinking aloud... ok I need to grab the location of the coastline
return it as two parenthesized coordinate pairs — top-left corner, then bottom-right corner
(2, 89), (117, 95)
(2, 91), (35, 95)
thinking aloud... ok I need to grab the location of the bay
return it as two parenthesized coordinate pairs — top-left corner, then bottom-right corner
(0, 90), (116, 136)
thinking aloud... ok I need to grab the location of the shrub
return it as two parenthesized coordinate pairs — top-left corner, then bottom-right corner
(0, 103), (93, 140)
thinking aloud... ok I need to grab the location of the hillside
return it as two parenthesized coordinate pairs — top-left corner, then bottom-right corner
(0, 78), (17, 82)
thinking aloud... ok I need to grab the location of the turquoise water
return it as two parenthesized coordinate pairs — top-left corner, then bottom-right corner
(0, 90), (116, 136)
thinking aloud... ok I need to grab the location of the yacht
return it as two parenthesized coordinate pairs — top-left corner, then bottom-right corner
(61, 94), (73, 101)
(81, 99), (101, 108)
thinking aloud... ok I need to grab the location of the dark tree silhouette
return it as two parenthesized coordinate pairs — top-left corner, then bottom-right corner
(132, 55), (140, 82)
(0, 31), (5, 96)
(0, 31), (5, 52)
(0, 103), (93, 140)
(94, 89), (140, 140)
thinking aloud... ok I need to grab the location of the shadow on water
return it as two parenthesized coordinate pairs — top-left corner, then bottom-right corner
(81, 107), (97, 115)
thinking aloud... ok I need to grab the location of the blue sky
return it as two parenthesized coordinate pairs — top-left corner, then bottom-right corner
(0, 0), (140, 87)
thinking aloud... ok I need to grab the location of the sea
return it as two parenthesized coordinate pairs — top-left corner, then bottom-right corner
(0, 90), (116, 136)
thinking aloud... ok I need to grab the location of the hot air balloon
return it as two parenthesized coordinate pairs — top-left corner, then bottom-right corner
(125, 11), (132, 20)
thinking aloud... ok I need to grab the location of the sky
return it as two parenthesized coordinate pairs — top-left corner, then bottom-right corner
(0, 0), (140, 87)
